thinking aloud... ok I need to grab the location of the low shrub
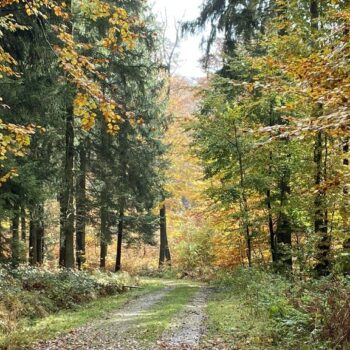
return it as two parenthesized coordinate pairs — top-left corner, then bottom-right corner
(211, 268), (350, 349)
(0, 266), (134, 334)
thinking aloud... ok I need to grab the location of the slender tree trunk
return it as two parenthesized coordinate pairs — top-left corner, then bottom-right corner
(342, 137), (350, 264)
(36, 205), (44, 265)
(100, 241), (107, 269)
(0, 221), (4, 260)
(159, 204), (165, 266)
(59, 0), (76, 269)
(11, 203), (20, 265)
(20, 206), (26, 262)
(59, 110), (75, 268)
(310, 0), (319, 30)
(267, 188), (276, 262)
(233, 122), (252, 267)
(29, 205), (44, 265)
(275, 167), (293, 271)
(115, 209), (124, 272)
(309, 0), (330, 277)
(246, 226), (252, 267)
(165, 218), (171, 263)
(267, 0), (292, 272)
(36, 224), (44, 265)
(314, 132), (330, 275)
(267, 147), (276, 262)
(29, 209), (38, 265)
(76, 143), (86, 270)
(159, 203), (171, 267)
(21, 206), (26, 241)
(99, 120), (111, 270)
(100, 190), (108, 269)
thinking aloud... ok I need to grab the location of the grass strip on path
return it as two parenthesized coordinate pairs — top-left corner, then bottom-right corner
(133, 282), (200, 344)
(0, 279), (165, 350)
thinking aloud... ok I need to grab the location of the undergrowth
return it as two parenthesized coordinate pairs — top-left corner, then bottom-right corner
(205, 268), (350, 350)
(0, 266), (135, 335)
(0, 279), (164, 350)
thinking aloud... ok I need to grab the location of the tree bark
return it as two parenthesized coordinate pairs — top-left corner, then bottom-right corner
(99, 120), (111, 270)
(76, 143), (87, 270)
(21, 206), (26, 241)
(314, 132), (330, 275)
(11, 203), (20, 265)
(267, 147), (276, 262)
(275, 166), (293, 272)
(29, 205), (44, 265)
(100, 191), (108, 269)
(267, 188), (276, 262)
(36, 205), (44, 265)
(29, 209), (38, 266)
(342, 137), (350, 267)
(59, 110), (75, 268)
(115, 209), (124, 272)
(310, 0), (319, 30)
(159, 203), (171, 267)
(310, 0), (330, 276)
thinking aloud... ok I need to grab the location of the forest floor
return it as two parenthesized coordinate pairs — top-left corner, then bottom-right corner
(25, 280), (209, 350)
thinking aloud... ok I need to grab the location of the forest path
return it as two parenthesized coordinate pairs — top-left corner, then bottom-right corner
(28, 281), (209, 350)
(157, 287), (209, 350)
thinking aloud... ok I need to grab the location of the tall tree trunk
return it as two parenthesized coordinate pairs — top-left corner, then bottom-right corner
(310, 0), (319, 30)
(267, 145), (276, 262)
(59, 0), (76, 269)
(342, 137), (350, 269)
(0, 221), (5, 260)
(99, 120), (111, 270)
(100, 189), (108, 269)
(29, 205), (44, 265)
(314, 132), (330, 275)
(59, 110), (75, 268)
(36, 205), (44, 265)
(21, 206), (26, 241)
(11, 203), (20, 265)
(115, 209), (124, 272)
(159, 203), (171, 267)
(233, 122), (252, 267)
(76, 143), (87, 270)
(275, 166), (293, 272)
(310, 0), (330, 276)
(267, 188), (276, 262)
(29, 209), (38, 265)
(20, 206), (26, 262)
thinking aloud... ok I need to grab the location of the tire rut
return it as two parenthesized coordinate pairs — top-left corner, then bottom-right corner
(158, 287), (210, 350)
(28, 287), (174, 350)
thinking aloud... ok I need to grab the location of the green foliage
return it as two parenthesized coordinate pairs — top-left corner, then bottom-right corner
(175, 225), (215, 279)
(183, 0), (271, 66)
(0, 0), (167, 269)
(206, 268), (350, 349)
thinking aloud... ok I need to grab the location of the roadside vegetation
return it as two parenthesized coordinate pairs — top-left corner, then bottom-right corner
(0, 267), (140, 349)
(204, 269), (350, 350)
